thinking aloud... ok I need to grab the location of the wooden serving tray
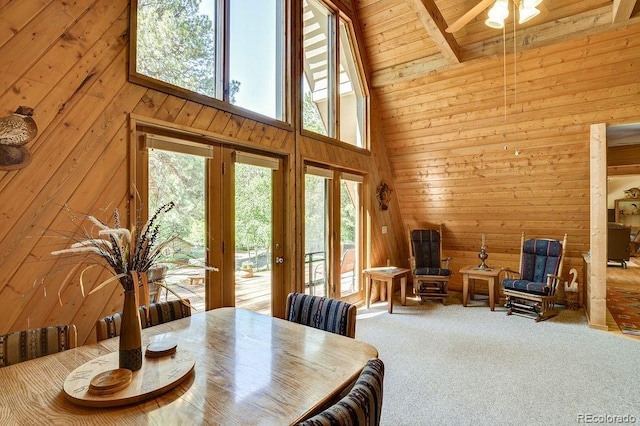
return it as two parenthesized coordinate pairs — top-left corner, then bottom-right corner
(63, 346), (195, 407)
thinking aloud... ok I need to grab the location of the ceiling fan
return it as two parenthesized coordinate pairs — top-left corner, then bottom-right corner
(445, 0), (543, 33)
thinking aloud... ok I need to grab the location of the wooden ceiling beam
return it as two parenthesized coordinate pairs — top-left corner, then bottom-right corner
(371, 5), (640, 88)
(409, 0), (461, 64)
(612, 0), (639, 23)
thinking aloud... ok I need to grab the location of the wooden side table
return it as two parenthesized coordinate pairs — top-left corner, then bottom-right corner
(459, 265), (502, 311)
(363, 267), (410, 314)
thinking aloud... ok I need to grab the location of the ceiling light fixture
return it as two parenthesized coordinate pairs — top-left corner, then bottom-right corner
(485, 0), (509, 29)
(485, 0), (542, 29)
(518, 1), (540, 24)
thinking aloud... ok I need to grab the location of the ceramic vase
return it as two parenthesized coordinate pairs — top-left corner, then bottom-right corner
(119, 289), (142, 371)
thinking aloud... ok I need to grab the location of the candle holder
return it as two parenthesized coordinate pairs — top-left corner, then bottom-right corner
(477, 246), (490, 270)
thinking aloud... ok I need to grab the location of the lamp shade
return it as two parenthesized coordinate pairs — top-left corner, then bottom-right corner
(518, 3), (540, 24)
(485, 0), (509, 29)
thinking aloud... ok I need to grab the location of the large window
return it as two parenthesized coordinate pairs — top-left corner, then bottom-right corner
(132, 0), (286, 121)
(302, 0), (367, 148)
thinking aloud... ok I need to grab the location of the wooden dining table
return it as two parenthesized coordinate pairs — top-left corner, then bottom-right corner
(0, 307), (378, 425)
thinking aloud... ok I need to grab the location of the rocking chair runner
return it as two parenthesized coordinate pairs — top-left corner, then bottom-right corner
(501, 232), (568, 322)
(408, 226), (452, 303)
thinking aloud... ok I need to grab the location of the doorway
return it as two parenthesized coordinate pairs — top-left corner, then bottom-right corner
(134, 129), (285, 316)
(589, 122), (640, 330)
(231, 152), (284, 315)
(303, 164), (364, 303)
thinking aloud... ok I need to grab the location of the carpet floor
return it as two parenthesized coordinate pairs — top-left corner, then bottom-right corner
(355, 292), (640, 426)
(607, 286), (640, 336)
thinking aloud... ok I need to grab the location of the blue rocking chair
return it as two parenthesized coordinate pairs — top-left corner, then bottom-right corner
(408, 225), (452, 304)
(501, 232), (568, 322)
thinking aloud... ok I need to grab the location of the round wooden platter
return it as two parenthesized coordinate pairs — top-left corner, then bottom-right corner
(63, 345), (195, 408)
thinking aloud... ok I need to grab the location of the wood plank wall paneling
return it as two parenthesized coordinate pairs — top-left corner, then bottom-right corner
(3, 0), (639, 343)
(356, 0), (640, 294)
(0, 0), (401, 344)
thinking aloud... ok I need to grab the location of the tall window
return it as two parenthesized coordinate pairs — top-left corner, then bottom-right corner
(338, 21), (365, 147)
(304, 164), (363, 300)
(340, 173), (361, 296)
(133, 0), (286, 121)
(302, 0), (367, 148)
(304, 168), (331, 296)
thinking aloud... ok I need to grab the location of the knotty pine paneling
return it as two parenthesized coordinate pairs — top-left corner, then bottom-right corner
(356, 1), (640, 294)
(0, 0), (400, 344)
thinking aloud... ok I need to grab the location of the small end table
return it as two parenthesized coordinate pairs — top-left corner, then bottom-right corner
(363, 267), (410, 314)
(459, 265), (502, 311)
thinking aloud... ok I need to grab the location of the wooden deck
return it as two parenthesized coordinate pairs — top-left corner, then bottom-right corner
(157, 269), (272, 316)
(157, 268), (357, 317)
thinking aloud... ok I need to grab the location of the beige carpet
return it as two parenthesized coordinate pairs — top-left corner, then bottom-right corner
(355, 293), (640, 426)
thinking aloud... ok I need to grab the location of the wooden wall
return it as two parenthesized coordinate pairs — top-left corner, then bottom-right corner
(4, 0), (639, 344)
(356, 1), (640, 299)
(0, 0), (406, 345)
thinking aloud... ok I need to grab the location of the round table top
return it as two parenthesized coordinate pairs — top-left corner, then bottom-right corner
(63, 344), (195, 408)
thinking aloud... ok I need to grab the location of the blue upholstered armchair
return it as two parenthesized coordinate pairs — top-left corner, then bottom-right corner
(408, 225), (452, 304)
(501, 232), (568, 322)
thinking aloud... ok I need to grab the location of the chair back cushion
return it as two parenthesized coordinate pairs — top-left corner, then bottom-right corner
(141, 299), (191, 328)
(0, 325), (77, 368)
(285, 293), (357, 338)
(96, 312), (124, 342)
(297, 358), (385, 426)
(520, 238), (563, 283)
(411, 230), (441, 269)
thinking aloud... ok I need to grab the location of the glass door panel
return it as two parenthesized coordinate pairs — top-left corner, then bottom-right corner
(147, 148), (207, 312)
(304, 172), (330, 297)
(339, 176), (361, 297)
(233, 152), (281, 315)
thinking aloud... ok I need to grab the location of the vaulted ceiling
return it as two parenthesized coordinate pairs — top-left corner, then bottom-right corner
(354, 0), (640, 88)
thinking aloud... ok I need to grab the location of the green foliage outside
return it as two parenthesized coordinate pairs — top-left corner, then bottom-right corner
(138, 0), (356, 269)
(148, 150), (206, 257)
(136, 0), (240, 102)
(235, 163), (272, 270)
(302, 91), (327, 136)
(340, 181), (356, 246)
(304, 174), (326, 254)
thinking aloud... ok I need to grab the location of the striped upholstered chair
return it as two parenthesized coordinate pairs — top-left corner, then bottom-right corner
(0, 324), (77, 368)
(96, 312), (124, 341)
(96, 299), (191, 341)
(285, 293), (357, 338)
(140, 299), (191, 328)
(297, 358), (385, 426)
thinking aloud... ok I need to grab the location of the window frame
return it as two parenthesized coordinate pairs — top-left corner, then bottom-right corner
(302, 162), (366, 302)
(128, 0), (291, 130)
(300, 1), (370, 150)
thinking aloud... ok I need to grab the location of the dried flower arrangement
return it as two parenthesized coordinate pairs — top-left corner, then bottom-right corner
(51, 201), (212, 308)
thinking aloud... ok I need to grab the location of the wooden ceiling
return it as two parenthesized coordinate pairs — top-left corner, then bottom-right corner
(355, 0), (640, 88)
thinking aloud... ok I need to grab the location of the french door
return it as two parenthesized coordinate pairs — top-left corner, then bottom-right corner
(135, 130), (284, 316)
(303, 164), (363, 303)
